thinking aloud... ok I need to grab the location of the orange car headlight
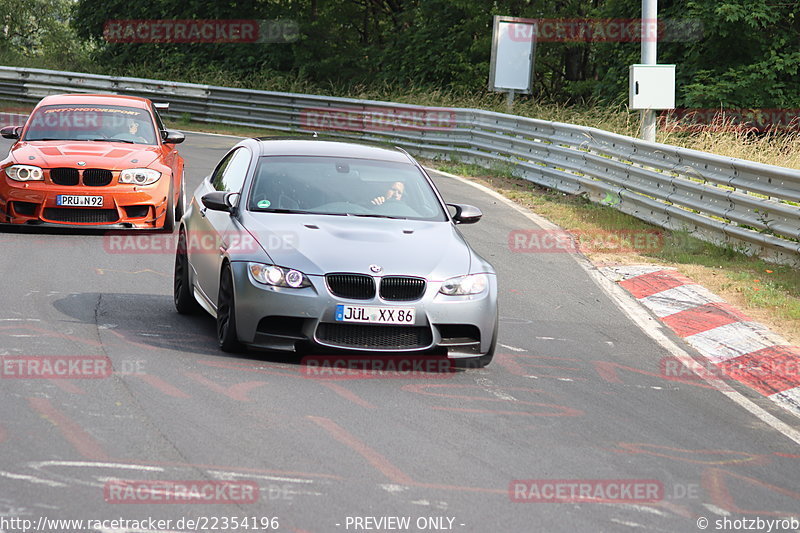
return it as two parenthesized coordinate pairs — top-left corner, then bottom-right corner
(119, 168), (161, 185)
(6, 165), (44, 182)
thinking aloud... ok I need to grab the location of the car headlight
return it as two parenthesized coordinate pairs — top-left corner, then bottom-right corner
(439, 273), (488, 295)
(5, 165), (44, 182)
(119, 168), (161, 185)
(249, 263), (311, 288)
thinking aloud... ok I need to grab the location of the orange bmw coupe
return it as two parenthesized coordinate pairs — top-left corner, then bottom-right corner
(0, 94), (185, 230)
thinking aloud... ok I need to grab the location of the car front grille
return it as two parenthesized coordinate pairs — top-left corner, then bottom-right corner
(42, 208), (119, 224)
(50, 168), (79, 186)
(83, 168), (113, 186)
(316, 323), (433, 350)
(380, 276), (426, 301)
(49, 168), (114, 186)
(326, 274), (376, 300)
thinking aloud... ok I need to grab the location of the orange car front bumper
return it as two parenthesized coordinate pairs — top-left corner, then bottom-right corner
(0, 178), (170, 229)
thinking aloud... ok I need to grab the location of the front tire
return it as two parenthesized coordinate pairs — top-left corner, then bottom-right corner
(217, 263), (244, 353)
(174, 230), (201, 314)
(175, 177), (186, 221)
(163, 179), (176, 233)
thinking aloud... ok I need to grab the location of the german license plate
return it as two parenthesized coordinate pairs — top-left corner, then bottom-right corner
(56, 195), (103, 207)
(335, 305), (415, 324)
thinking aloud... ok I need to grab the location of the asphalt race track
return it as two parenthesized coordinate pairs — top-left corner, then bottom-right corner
(1, 132), (799, 533)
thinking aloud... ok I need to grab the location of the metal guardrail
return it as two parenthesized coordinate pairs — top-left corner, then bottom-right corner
(1, 66), (798, 265)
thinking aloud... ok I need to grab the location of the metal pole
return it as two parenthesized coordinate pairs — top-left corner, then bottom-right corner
(506, 89), (515, 112)
(641, 0), (657, 142)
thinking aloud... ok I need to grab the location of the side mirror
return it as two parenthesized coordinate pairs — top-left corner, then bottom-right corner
(201, 191), (239, 213)
(1, 126), (21, 140)
(448, 203), (482, 224)
(162, 130), (185, 144)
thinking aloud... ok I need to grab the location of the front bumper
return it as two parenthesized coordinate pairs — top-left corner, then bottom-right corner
(0, 179), (169, 229)
(229, 261), (498, 358)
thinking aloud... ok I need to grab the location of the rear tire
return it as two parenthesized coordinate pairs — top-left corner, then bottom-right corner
(217, 263), (244, 353)
(174, 230), (201, 315)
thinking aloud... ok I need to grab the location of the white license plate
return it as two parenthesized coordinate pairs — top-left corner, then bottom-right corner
(56, 195), (103, 207)
(335, 305), (415, 324)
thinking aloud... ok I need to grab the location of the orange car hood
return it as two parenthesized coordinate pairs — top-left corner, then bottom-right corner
(12, 141), (161, 170)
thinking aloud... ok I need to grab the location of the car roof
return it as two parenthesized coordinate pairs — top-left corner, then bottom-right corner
(34, 94), (152, 110)
(252, 138), (413, 163)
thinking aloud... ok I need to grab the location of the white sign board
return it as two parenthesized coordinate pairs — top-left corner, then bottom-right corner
(489, 16), (536, 94)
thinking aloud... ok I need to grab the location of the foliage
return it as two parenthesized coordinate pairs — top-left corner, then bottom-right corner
(3, 1), (799, 109)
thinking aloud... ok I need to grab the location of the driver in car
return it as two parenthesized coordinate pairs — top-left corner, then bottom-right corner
(371, 181), (405, 205)
(117, 119), (150, 144)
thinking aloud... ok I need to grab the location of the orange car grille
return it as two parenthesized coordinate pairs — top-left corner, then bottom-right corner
(49, 168), (113, 187)
(50, 168), (79, 186)
(43, 208), (119, 224)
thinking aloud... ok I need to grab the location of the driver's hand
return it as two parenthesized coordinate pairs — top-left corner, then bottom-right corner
(371, 196), (386, 205)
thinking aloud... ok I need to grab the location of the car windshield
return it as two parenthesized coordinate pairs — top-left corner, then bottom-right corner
(23, 104), (158, 145)
(248, 155), (448, 221)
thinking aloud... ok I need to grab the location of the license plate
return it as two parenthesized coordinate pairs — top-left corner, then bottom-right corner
(56, 195), (103, 207)
(335, 305), (415, 324)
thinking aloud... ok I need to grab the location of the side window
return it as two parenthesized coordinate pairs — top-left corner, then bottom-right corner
(152, 109), (167, 139)
(212, 148), (250, 192)
(210, 152), (235, 191)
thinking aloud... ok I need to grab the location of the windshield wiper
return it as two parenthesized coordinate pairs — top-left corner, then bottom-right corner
(89, 138), (135, 144)
(26, 138), (83, 142)
(254, 208), (318, 215)
(350, 214), (408, 220)
(254, 208), (350, 216)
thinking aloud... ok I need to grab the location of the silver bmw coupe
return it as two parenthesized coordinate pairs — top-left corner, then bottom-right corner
(174, 138), (498, 367)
